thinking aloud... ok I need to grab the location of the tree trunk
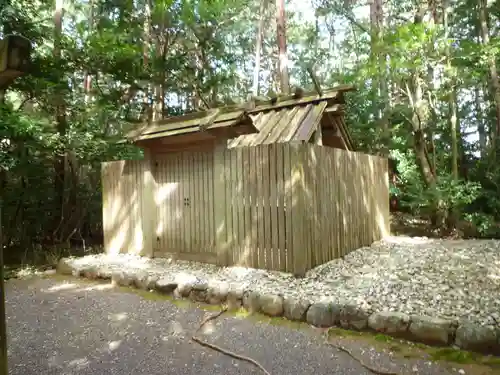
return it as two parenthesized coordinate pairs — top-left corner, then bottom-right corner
(475, 85), (487, 155)
(154, 5), (167, 120)
(52, 0), (68, 241)
(83, 0), (94, 105)
(444, 0), (459, 228)
(143, 0), (152, 120)
(253, 0), (268, 96)
(369, 0), (390, 156)
(478, 0), (500, 144)
(275, 0), (289, 94)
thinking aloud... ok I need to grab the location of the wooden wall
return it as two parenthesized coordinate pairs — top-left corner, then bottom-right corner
(101, 143), (389, 274)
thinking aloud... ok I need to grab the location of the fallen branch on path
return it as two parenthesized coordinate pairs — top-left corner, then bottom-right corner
(192, 306), (398, 375)
(323, 338), (399, 375)
(191, 306), (271, 375)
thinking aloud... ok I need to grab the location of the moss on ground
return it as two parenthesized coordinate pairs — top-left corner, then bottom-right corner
(327, 326), (500, 369)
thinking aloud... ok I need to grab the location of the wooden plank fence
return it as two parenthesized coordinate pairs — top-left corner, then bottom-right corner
(101, 143), (389, 275)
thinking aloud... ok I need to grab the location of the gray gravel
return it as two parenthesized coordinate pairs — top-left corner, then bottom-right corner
(62, 236), (500, 328)
(4, 277), (467, 375)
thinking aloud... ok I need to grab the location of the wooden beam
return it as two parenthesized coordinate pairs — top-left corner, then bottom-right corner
(307, 66), (323, 96)
(337, 116), (355, 150)
(199, 108), (222, 131)
(293, 86), (305, 99)
(325, 104), (346, 113)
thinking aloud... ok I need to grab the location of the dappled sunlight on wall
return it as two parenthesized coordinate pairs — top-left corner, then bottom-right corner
(102, 160), (147, 256)
(153, 151), (216, 261)
(101, 142), (389, 274)
(154, 181), (179, 240)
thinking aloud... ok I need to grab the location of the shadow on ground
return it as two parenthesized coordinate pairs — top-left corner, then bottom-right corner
(4, 276), (498, 375)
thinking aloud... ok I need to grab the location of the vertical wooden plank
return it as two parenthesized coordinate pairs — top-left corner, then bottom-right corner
(269, 144), (280, 271)
(383, 157), (390, 237)
(239, 147), (246, 262)
(101, 162), (110, 254)
(302, 144), (312, 273)
(354, 153), (359, 250)
(174, 153), (182, 253)
(174, 154), (180, 253)
(327, 148), (334, 262)
(249, 146), (258, 268)
(188, 152), (195, 253)
(242, 147), (251, 266)
(289, 144), (306, 276)
(137, 151), (156, 257)
(198, 152), (204, 251)
(225, 149), (234, 264)
(359, 154), (366, 247)
(192, 153), (198, 252)
(178, 153), (184, 253)
(283, 144), (293, 272)
(204, 152), (210, 252)
(166, 155), (174, 252)
(229, 148), (239, 265)
(319, 146), (328, 264)
(195, 152), (201, 252)
(235, 148), (244, 266)
(209, 151), (216, 252)
(346, 152), (351, 255)
(128, 161), (134, 254)
(256, 146), (265, 269)
(208, 150), (215, 253)
(349, 153), (356, 253)
(343, 152), (350, 255)
(214, 144), (228, 266)
(154, 156), (161, 253)
(240, 148), (248, 265)
(338, 150), (345, 257)
(262, 145), (272, 269)
(276, 144), (287, 271)
(333, 149), (340, 259)
(180, 153), (187, 252)
(363, 155), (369, 246)
(306, 145), (314, 270)
(312, 145), (323, 267)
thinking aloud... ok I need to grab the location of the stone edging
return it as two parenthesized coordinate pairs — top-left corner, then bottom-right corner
(56, 258), (500, 356)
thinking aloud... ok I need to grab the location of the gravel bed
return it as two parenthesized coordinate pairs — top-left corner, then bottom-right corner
(59, 236), (500, 329)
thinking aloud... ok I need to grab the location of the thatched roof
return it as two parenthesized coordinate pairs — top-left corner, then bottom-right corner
(127, 84), (355, 153)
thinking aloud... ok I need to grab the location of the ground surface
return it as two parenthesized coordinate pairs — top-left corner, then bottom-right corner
(65, 236), (500, 328)
(5, 276), (497, 375)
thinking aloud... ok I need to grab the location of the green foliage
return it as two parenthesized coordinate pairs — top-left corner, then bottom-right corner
(2, 0), (500, 264)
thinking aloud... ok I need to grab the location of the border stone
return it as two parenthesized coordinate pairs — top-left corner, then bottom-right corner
(173, 274), (198, 298)
(57, 258), (74, 275)
(134, 272), (158, 290)
(283, 297), (310, 322)
(56, 256), (500, 355)
(111, 270), (135, 287)
(206, 281), (230, 305)
(155, 277), (177, 293)
(82, 266), (99, 280)
(339, 304), (369, 330)
(455, 324), (500, 354)
(96, 267), (112, 279)
(242, 290), (261, 314)
(306, 301), (341, 327)
(408, 315), (456, 345)
(368, 311), (410, 335)
(259, 294), (284, 317)
(227, 286), (244, 310)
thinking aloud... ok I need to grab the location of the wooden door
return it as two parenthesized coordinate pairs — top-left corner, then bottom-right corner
(153, 151), (216, 262)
